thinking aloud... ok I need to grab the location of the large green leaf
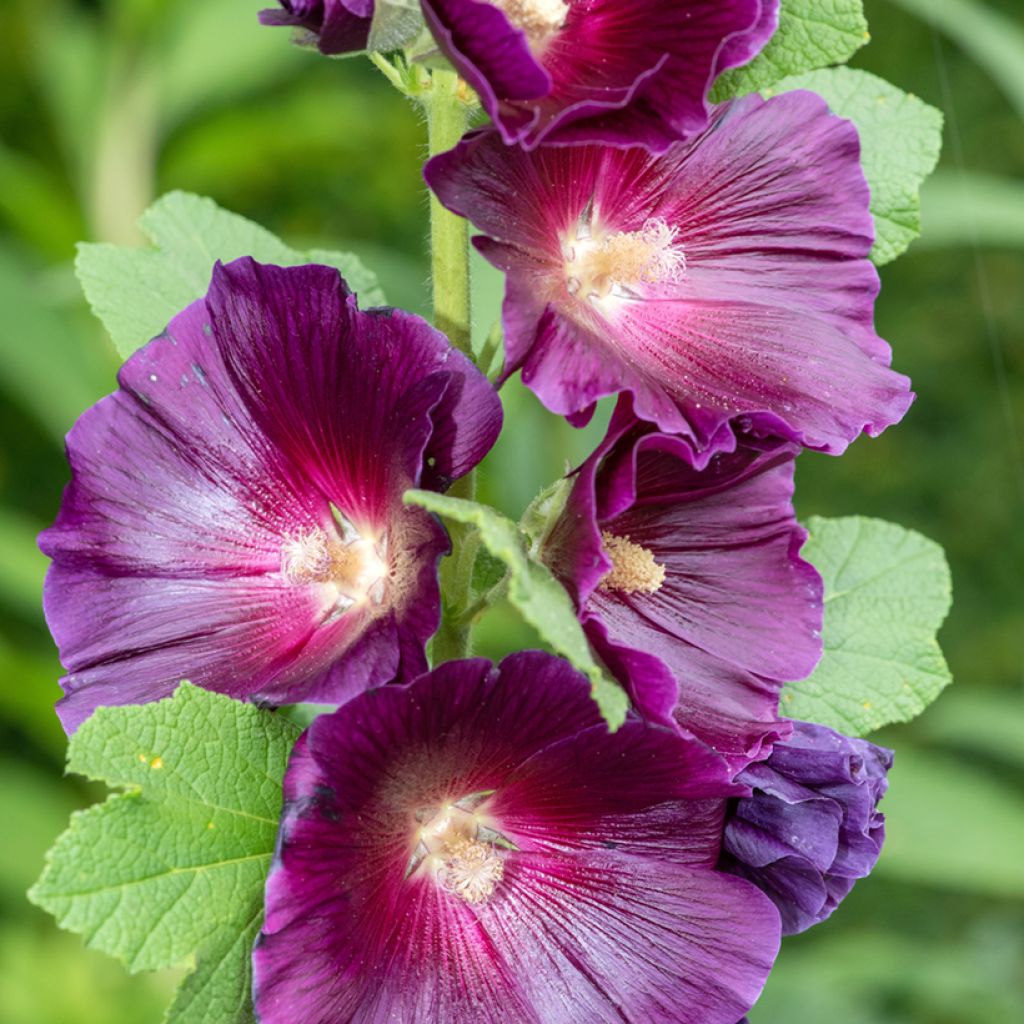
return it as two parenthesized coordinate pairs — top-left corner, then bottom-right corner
(77, 191), (385, 358)
(404, 490), (628, 728)
(782, 516), (952, 734)
(765, 67), (943, 264)
(711, 0), (868, 101)
(29, 684), (300, 1024)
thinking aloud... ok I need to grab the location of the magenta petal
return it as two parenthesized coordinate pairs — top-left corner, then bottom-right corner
(259, 0), (372, 55)
(426, 92), (912, 454)
(422, 0), (774, 150)
(543, 411), (822, 766)
(254, 653), (780, 1022)
(473, 851), (780, 1024)
(41, 259), (501, 731)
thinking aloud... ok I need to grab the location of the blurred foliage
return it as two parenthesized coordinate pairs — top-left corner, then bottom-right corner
(0, 0), (1021, 1020)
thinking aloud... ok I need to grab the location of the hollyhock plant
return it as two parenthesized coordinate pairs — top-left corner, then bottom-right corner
(259, 0), (372, 55)
(39, 257), (502, 732)
(421, 0), (779, 150)
(541, 400), (823, 767)
(253, 651), (782, 1023)
(425, 90), (914, 454)
(720, 720), (893, 934)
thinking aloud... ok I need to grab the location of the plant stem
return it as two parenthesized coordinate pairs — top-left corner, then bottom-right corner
(424, 69), (472, 358)
(424, 68), (476, 663)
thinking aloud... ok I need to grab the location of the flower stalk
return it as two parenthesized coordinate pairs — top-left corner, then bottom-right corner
(423, 67), (477, 662)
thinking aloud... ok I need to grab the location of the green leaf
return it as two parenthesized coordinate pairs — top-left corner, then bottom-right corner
(711, 0), (868, 101)
(367, 0), (424, 52)
(765, 67), (943, 264)
(876, 745), (1024, 899)
(77, 191), (386, 358)
(782, 516), (952, 734)
(29, 683), (300, 1024)
(404, 490), (628, 729)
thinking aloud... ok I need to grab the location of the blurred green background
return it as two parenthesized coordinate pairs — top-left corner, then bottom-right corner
(1, 0), (1022, 1020)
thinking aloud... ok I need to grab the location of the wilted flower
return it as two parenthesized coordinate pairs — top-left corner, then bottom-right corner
(421, 0), (779, 150)
(720, 719), (892, 934)
(542, 401), (822, 768)
(426, 91), (913, 454)
(254, 651), (782, 1023)
(40, 258), (501, 732)
(259, 0), (372, 55)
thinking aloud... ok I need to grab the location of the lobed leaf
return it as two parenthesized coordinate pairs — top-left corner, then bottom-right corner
(711, 0), (868, 101)
(782, 516), (952, 735)
(77, 191), (385, 358)
(765, 67), (943, 264)
(29, 683), (300, 1024)
(405, 490), (628, 729)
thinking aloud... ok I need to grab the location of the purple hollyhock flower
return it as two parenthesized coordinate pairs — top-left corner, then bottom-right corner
(259, 0), (372, 55)
(40, 258), (502, 732)
(720, 720), (893, 935)
(425, 90), (914, 455)
(421, 0), (778, 150)
(541, 400), (823, 768)
(254, 651), (782, 1023)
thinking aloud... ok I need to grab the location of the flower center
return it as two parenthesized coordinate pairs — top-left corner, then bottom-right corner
(565, 218), (685, 301)
(599, 531), (666, 595)
(491, 0), (569, 40)
(406, 795), (510, 905)
(281, 506), (388, 612)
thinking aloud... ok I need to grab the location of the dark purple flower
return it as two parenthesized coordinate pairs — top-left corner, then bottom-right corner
(254, 651), (782, 1023)
(426, 91), (913, 455)
(720, 719), (892, 935)
(542, 400), (823, 769)
(40, 258), (502, 732)
(421, 0), (778, 150)
(259, 0), (372, 55)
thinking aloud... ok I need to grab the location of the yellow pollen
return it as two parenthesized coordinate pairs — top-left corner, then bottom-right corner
(281, 522), (388, 611)
(491, 0), (569, 39)
(566, 218), (685, 300)
(436, 837), (506, 904)
(407, 798), (510, 905)
(599, 531), (666, 595)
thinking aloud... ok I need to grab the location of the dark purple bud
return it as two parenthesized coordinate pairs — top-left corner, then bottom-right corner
(720, 719), (893, 935)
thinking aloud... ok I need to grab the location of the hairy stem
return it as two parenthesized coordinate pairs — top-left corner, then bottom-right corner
(424, 69), (476, 663)
(424, 69), (472, 357)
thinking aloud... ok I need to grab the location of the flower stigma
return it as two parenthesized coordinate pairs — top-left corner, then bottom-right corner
(599, 531), (666, 594)
(281, 505), (389, 615)
(491, 0), (569, 41)
(565, 217), (685, 301)
(405, 794), (511, 904)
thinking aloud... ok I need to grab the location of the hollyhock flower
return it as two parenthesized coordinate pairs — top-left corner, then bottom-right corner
(259, 0), (372, 55)
(421, 0), (778, 150)
(40, 258), (502, 732)
(425, 90), (914, 455)
(254, 651), (782, 1023)
(720, 720), (892, 934)
(541, 401), (822, 768)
